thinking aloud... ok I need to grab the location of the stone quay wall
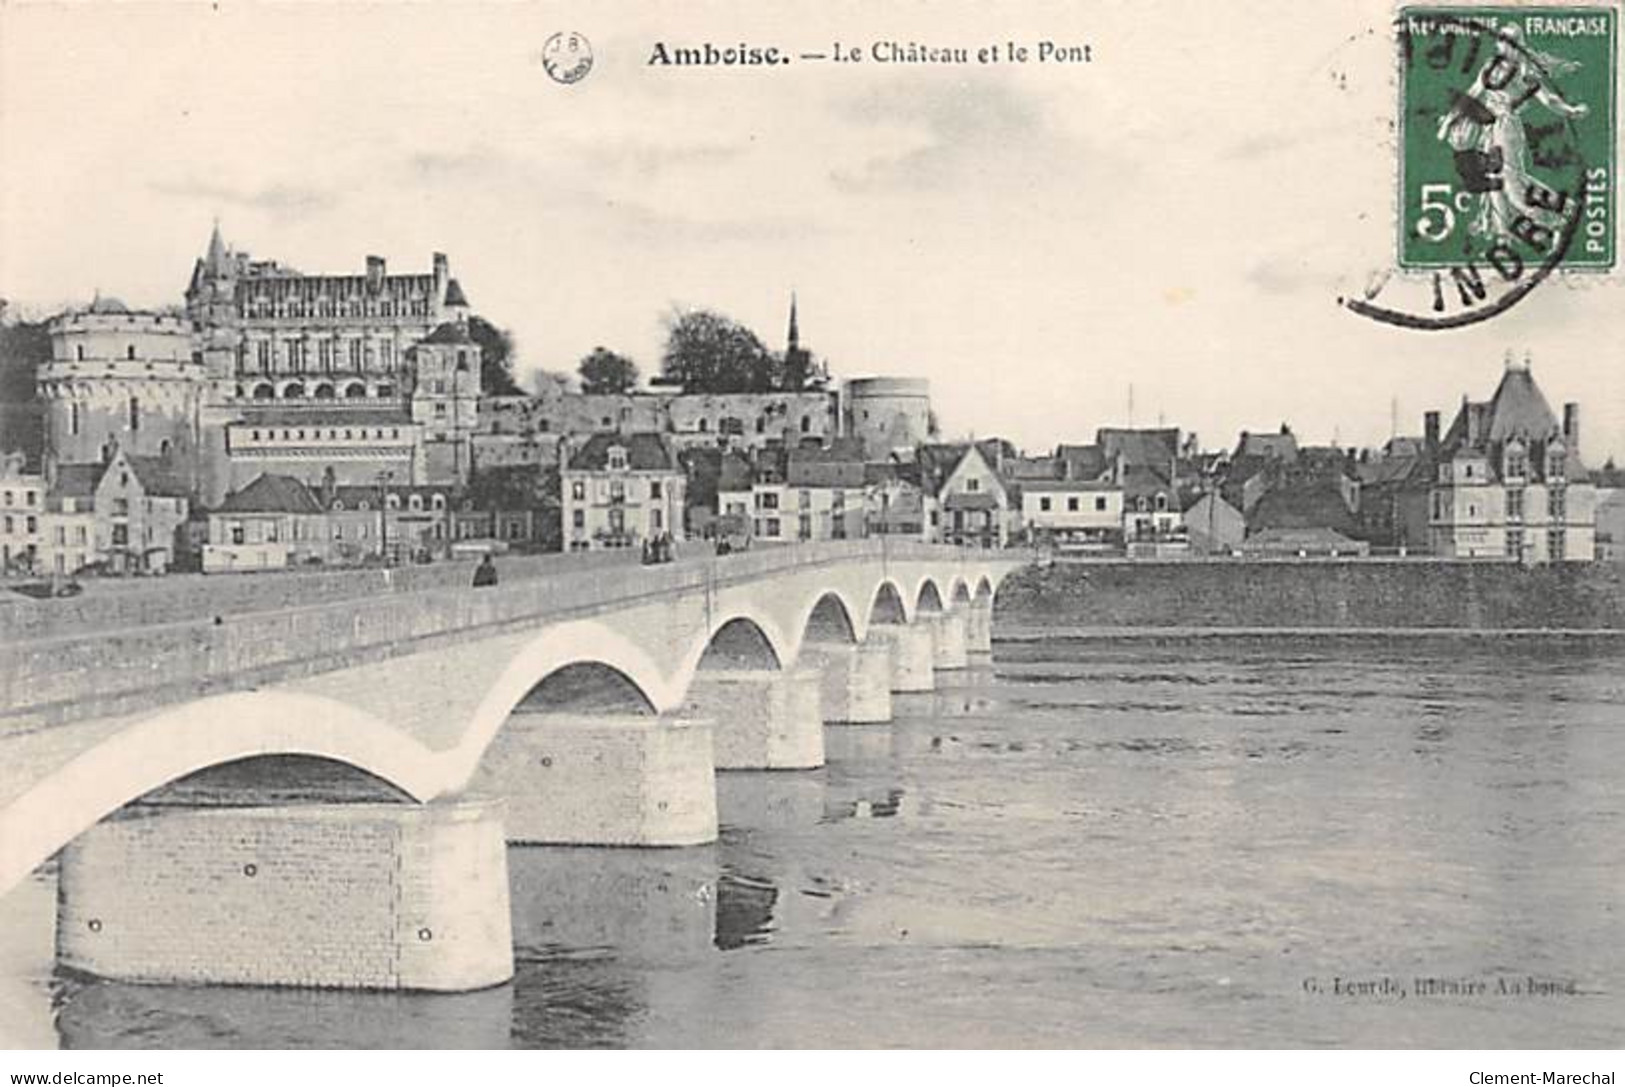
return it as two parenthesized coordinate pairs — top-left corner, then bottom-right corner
(995, 559), (1625, 631)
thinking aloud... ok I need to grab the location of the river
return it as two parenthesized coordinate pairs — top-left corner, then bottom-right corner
(2, 632), (1621, 1048)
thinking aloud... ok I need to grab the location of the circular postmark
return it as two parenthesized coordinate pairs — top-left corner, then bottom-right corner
(1341, 11), (1606, 330)
(542, 31), (594, 85)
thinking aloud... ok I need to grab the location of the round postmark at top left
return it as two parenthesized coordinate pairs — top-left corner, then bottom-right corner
(542, 32), (593, 85)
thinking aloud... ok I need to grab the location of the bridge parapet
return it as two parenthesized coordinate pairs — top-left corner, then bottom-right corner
(1, 542), (1028, 732)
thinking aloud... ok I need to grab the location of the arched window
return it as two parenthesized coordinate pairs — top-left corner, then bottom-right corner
(345, 382), (366, 399)
(314, 383), (335, 400)
(408, 494), (423, 512)
(69, 402), (80, 435)
(75, 345), (85, 361)
(284, 382), (305, 399)
(126, 345), (136, 360)
(1155, 493), (1168, 512)
(431, 494), (446, 511)
(253, 383), (274, 399)
(386, 494), (400, 511)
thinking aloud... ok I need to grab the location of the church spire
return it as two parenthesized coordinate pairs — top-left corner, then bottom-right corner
(787, 291), (800, 353)
(205, 218), (227, 273)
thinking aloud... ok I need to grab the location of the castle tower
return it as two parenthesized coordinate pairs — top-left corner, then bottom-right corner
(41, 297), (205, 491)
(410, 322), (482, 485)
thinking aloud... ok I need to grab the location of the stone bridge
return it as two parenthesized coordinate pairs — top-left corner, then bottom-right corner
(0, 541), (1027, 992)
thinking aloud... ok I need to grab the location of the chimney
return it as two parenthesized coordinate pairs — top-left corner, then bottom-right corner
(432, 252), (449, 285)
(365, 255), (386, 292)
(1424, 411), (1440, 451)
(1563, 402), (1579, 446)
(1464, 401), (1483, 447)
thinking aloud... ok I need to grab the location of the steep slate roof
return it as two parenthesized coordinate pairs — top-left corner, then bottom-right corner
(52, 463), (104, 499)
(916, 443), (971, 497)
(218, 473), (324, 515)
(443, 279), (470, 307)
(1056, 444), (1109, 481)
(1235, 429), (1299, 461)
(1247, 483), (1360, 537)
(1098, 428), (1179, 468)
(567, 431), (679, 472)
(786, 440), (867, 488)
(1439, 364), (1582, 481)
(127, 455), (190, 498)
(239, 409), (414, 428)
(716, 450), (755, 493)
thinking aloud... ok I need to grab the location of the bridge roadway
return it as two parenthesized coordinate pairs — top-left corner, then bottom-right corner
(0, 540), (1026, 904)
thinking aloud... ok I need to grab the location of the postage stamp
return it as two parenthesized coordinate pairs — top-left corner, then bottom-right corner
(1346, 6), (1617, 328)
(1399, 6), (1616, 271)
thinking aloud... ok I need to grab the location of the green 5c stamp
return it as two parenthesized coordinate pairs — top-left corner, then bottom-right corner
(1401, 7), (1615, 270)
(1347, 7), (1616, 328)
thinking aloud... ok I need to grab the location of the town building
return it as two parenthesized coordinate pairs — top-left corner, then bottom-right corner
(44, 447), (190, 575)
(863, 462), (936, 540)
(917, 440), (1018, 548)
(1183, 493), (1246, 554)
(0, 452), (44, 574)
(717, 439), (869, 544)
(561, 432), (686, 551)
(1429, 357), (1596, 562)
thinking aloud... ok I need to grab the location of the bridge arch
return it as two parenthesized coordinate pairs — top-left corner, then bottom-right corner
(950, 578), (973, 607)
(513, 661), (658, 716)
(799, 590), (860, 647)
(697, 616), (783, 671)
(0, 691), (443, 896)
(975, 575), (994, 601)
(869, 580), (910, 626)
(915, 578), (946, 616)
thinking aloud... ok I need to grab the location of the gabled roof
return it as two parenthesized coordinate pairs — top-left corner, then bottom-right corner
(1056, 444), (1109, 481)
(1235, 429), (1298, 461)
(1247, 483), (1359, 536)
(567, 431), (679, 472)
(786, 439), (867, 488)
(126, 455), (190, 498)
(217, 474), (324, 515)
(1098, 428), (1179, 468)
(1442, 364), (1560, 452)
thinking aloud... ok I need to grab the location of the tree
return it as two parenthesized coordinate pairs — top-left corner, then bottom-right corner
(577, 347), (640, 395)
(0, 312), (50, 404)
(660, 308), (779, 394)
(466, 315), (522, 396)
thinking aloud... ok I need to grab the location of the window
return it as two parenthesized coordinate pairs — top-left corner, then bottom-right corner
(1549, 488), (1566, 520)
(54, 526), (65, 545)
(573, 510), (585, 528)
(1507, 489), (1524, 521)
(1506, 446), (1527, 478)
(1095, 497), (1107, 512)
(318, 340), (334, 372)
(381, 341), (394, 370)
(764, 518), (781, 537)
(571, 480), (586, 501)
(113, 498), (128, 516)
(1039, 497), (1052, 512)
(1507, 528), (1524, 558)
(650, 481), (663, 500)
(1155, 493), (1168, 512)
(801, 415), (812, 434)
(409, 495), (423, 512)
(126, 345), (136, 360)
(1548, 528), (1566, 559)
(609, 481), (625, 502)
(432, 494), (445, 511)
(70, 403), (80, 436)
(129, 396), (140, 431)
(1068, 496), (1080, 512)
(111, 524), (128, 547)
(349, 340), (364, 369)
(651, 508), (663, 531)
(608, 447), (627, 470)
(75, 526), (86, 545)
(75, 345), (85, 361)
(2, 515), (9, 533)
(257, 341), (272, 372)
(966, 478), (980, 492)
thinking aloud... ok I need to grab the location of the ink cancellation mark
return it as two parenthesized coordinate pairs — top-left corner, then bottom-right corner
(542, 32), (594, 85)
(1342, 7), (1616, 331)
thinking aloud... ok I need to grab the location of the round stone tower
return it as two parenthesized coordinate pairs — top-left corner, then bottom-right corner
(843, 377), (933, 460)
(41, 297), (205, 489)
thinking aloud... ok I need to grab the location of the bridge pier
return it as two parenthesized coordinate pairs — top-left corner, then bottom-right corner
(930, 610), (970, 671)
(682, 668), (825, 770)
(803, 640), (893, 725)
(56, 799), (513, 992)
(473, 714), (718, 847)
(965, 599), (994, 655)
(876, 624), (936, 692)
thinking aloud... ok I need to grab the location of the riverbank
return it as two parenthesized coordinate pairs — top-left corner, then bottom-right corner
(995, 560), (1625, 630)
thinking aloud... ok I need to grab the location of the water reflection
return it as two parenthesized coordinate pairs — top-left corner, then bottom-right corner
(716, 770), (827, 831)
(508, 847), (716, 964)
(713, 871), (779, 951)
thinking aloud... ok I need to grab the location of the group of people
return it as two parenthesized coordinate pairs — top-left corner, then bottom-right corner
(641, 533), (677, 565)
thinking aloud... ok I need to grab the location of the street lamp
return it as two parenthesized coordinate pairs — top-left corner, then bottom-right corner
(377, 469), (394, 563)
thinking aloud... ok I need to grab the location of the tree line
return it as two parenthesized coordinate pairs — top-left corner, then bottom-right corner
(574, 308), (824, 396)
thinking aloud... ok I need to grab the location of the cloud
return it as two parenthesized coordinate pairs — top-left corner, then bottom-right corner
(148, 180), (339, 220)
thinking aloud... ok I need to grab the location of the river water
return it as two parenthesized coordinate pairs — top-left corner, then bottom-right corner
(2, 632), (1621, 1048)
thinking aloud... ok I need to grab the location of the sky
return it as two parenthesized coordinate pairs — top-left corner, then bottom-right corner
(1, 0), (1621, 464)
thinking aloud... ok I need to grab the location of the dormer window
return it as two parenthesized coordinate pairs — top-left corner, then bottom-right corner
(1155, 493), (1168, 512)
(1547, 444), (1566, 482)
(1505, 443), (1527, 480)
(607, 446), (628, 471)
